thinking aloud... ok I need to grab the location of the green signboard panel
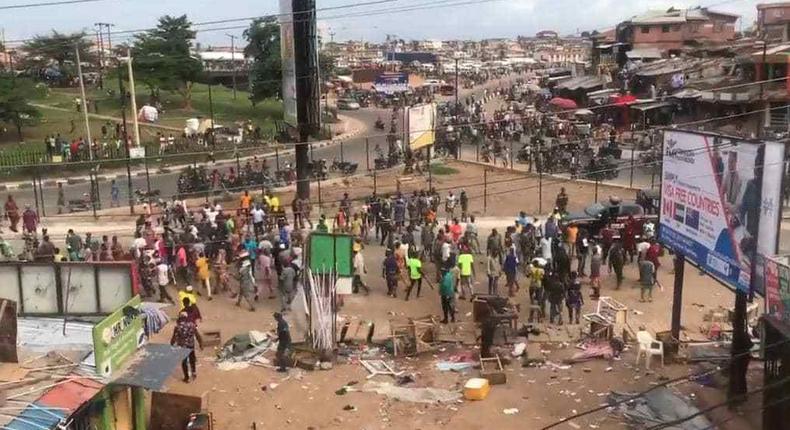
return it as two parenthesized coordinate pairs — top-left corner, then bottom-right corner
(309, 233), (353, 276)
(92, 295), (145, 378)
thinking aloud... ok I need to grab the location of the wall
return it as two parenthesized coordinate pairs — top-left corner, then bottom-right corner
(760, 6), (790, 26)
(629, 20), (735, 50)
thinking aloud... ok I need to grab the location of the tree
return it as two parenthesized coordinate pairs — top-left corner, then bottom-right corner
(244, 17), (282, 103)
(318, 51), (336, 83)
(132, 15), (203, 109)
(22, 31), (94, 83)
(0, 74), (44, 140)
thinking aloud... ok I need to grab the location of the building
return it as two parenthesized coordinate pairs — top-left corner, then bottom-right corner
(617, 7), (739, 56)
(757, 2), (790, 41)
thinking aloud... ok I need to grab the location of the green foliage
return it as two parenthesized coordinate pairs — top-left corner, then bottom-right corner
(430, 164), (460, 175)
(0, 74), (45, 140)
(132, 15), (203, 108)
(244, 17), (282, 103)
(22, 31), (94, 82)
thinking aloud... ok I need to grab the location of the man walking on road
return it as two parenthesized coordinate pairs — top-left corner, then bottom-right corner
(171, 311), (203, 383)
(274, 312), (292, 373)
(405, 251), (423, 300)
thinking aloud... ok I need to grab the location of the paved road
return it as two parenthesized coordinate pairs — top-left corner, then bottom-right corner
(6, 107), (391, 216)
(6, 73), (559, 217)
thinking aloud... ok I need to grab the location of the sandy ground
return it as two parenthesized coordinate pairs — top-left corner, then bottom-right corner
(6, 161), (762, 430)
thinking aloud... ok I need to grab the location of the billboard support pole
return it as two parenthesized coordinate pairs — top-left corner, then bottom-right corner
(538, 139), (543, 214)
(670, 254), (684, 343)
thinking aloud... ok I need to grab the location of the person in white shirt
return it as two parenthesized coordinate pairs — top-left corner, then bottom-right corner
(540, 237), (553, 268)
(352, 246), (369, 294)
(251, 205), (266, 238)
(636, 240), (651, 262)
(156, 261), (176, 304)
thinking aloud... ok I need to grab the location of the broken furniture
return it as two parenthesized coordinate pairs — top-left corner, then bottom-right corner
(582, 296), (631, 340)
(472, 295), (519, 344)
(361, 359), (404, 379)
(479, 354), (507, 385)
(389, 316), (439, 356)
(635, 330), (664, 369)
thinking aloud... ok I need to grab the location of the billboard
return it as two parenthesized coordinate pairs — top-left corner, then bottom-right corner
(92, 295), (145, 377)
(279, 0), (298, 126)
(765, 256), (790, 322)
(408, 103), (436, 150)
(374, 72), (409, 94)
(659, 130), (785, 292)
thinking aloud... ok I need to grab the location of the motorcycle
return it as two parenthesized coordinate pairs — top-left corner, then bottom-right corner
(134, 188), (161, 204)
(330, 159), (358, 175)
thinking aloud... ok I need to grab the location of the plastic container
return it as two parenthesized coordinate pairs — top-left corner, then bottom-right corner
(463, 378), (490, 400)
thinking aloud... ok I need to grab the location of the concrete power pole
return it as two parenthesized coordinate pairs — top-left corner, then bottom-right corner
(75, 44), (94, 160)
(226, 33), (238, 100)
(126, 48), (141, 147)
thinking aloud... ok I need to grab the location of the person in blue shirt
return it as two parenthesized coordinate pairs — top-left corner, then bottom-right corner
(243, 234), (258, 262)
(503, 247), (520, 297)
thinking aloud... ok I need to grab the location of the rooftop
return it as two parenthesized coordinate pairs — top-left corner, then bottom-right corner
(625, 7), (739, 25)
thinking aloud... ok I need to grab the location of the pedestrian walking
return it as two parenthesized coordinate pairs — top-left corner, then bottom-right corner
(170, 312), (203, 383)
(457, 248), (475, 299)
(503, 247), (519, 297)
(383, 249), (399, 297)
(608, 241), (626, 290)
(566, 272), (583, 324)
(195, 252), (212, 300)
(405, 251), (423, 300)
(352, 244), (370, 294)
(274, 312), (292, 372)
(639, 259), (656, 302)
(235, 256), (256, 311)
(486, 250), (502, 295)
(278, 262), (296, 312)
(439, 265), (457, 324)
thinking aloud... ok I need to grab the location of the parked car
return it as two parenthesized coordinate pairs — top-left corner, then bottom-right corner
(337, 98), (360, 110)
(563, 196), (658, 239)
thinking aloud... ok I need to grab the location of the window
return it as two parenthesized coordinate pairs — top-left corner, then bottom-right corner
(641, 26), (650, 34)
(662, 25), (670, 33)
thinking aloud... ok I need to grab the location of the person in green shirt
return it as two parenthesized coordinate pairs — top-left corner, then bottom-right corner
(316, 214), (329, 233)
(405, 252), (423, 301)
(439, 266), (457, 324)
(457, 251), (475, 300)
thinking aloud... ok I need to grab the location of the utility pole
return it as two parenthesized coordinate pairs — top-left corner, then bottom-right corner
(94, 24), (105, 89)
(226, 34), (238, 100)
(75, 43), (94, 160)
(291, 0), (321, 201)
(126, 48), (141, 147)
(118, 60), (133, 214)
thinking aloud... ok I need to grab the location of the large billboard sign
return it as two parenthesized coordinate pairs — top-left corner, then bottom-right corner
(374, 72), (409, 94)
(408, 103), (436, 150)
(279, 0), (298, 126)
(659, 130), (785, 292)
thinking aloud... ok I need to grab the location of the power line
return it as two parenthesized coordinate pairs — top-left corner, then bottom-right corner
(0, 0), (109, 10)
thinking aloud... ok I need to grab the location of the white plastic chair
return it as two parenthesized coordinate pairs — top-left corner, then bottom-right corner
(635, 330), (664, 369)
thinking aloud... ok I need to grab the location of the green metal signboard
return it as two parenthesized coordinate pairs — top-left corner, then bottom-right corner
(308, 233), (353, 276)
(92, 295), (145, 378)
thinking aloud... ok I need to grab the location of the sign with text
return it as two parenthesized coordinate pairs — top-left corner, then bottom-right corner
(766, 256), (790, 323)
(659, 131), (785, 292)
(92, 295), (145, 377)
(408, 103), (436, 150)
(374, 72), (409, 94)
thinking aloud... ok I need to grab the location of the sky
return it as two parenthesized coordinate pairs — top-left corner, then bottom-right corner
(2, 0), (758, 48)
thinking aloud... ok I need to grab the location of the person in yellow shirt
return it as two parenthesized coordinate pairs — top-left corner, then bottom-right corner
(195, 253), (212, 300)
(178, 285), (198, 310)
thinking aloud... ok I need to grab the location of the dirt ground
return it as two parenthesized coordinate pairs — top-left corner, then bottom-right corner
(127, 162), (757, 430)
(4, 161), (760, 430)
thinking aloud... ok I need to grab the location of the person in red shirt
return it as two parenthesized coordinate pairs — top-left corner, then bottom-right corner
(646, 240), (662, 270)
(600, 226), (615, 264)
(449, 218), (463, 243)
(623, 215), (637, 263)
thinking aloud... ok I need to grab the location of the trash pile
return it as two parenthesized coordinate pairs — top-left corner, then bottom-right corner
(215, 330), (275, 370)
(607, 387), (712, 430)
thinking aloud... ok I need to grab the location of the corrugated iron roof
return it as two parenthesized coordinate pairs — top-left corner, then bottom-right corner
(38, 377), (104, 413)
(3, 402), (66, 430)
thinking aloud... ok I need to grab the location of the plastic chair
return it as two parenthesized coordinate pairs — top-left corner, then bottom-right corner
(635, 330), (664, 369)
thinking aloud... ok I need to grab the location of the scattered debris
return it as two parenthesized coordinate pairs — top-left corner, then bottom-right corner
(343, 404), (357, 412)
(608, 387), (712, 429)
(361, 360), (405, 379)
(363, 381), (462, 404)
(464, 378), (490, 401)
(503, 408), (519, 415)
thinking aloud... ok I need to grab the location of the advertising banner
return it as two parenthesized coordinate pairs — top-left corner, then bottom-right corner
(766, 256), (790, 323)
(374, 72), (409, 94)
(279, 0), (298, 126)
(92, 295), (145, 377)
(659, 131), (785, 292)
(408, 103), (436, 150)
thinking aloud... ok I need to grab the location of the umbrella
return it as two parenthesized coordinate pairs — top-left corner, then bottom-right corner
(575, 108), (594, 116)
(549, 97), (578, 110)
